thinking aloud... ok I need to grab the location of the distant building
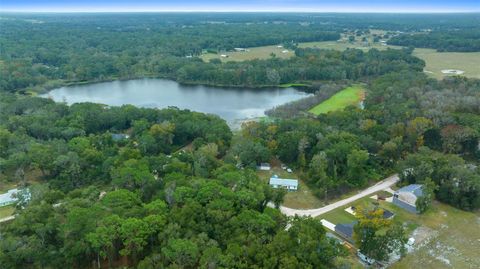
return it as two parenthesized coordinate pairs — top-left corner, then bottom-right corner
(0, 188), (30, 207)
(392, 184), (424, 213)
(234, 48), (248, 52)
(111, 133), (130, 141)
(259, 163), (271, 171)
(269, 175), (298, 191)
(335, 221), (357, 243)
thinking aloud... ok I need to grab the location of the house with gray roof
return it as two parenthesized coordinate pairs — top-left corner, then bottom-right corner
(335, 221), (357, 243)
(269, 175), (298, 191)
(392, 184), (424, 213)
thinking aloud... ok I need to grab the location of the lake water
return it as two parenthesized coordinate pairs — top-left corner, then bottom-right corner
(43, 79), (310, 125)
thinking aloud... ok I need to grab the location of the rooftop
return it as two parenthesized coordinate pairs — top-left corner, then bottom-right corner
(0, 189), (20, 204)
(335, 221), (357, 239)
(269, 177), (298, 187)
(397, 184), (423, 197)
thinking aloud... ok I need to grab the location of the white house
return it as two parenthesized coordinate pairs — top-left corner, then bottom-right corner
(0, 189), (20, 207)
(269, 175), (298, 191)
(259, 163), (271, 171)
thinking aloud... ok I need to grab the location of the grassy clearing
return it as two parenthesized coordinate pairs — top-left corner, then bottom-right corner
(392, 204), (480, 269)
(317, 194), (480, 269)
(309, 85), (365, 115)
(257, 167), (324, 209)
(200, 45), (294, 62)
(412, 48), (480, 79)
(299, 40), (402, 51)
(282, 178), (325, 209)
(0, 180), (17, 193)
(0, 205), (15, 219)
(278, 83), (310, 88)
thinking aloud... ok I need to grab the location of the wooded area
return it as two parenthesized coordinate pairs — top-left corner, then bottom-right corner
(1, 12), (479, 269)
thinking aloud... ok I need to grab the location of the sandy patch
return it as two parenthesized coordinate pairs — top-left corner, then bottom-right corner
(441, 69), (465, 75)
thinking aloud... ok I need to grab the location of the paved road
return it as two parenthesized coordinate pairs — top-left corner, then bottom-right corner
(280, 174), (399, 218)
(0, 215), (15, 223)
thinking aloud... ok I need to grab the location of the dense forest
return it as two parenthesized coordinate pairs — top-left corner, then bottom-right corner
(1, 72), (479, 267)
(389, 30), (480, 52)
(1, 12), (480, 269)
(235, 73), (480, 209)
(0, 93), (348, 268)
(1, 13), (479, 92)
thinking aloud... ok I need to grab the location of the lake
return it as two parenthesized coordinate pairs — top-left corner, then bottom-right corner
(42, 79), (310, 126)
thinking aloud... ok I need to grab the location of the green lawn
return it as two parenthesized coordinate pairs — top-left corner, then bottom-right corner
(200, 45), (294, 62)
(0, 205), (15, 219)
(309, 85), (365, 115)
(299, 40), (402, 51)
(412, 48), (480, 79)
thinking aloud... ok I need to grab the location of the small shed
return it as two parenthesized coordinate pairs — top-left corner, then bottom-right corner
(335, 222), (357, 243)
(259, 163), (271, 171)
(393, 184), (424, 213)
(269, 175), (298, 191)
(111, 133), (130, 141)
(382, 208), (395, 219)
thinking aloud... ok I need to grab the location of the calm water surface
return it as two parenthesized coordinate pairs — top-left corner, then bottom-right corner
(43, 79), (310, 124)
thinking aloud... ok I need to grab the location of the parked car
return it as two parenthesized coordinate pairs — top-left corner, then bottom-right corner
(357, 250), (375, 265)
(287, 168), (293, 173)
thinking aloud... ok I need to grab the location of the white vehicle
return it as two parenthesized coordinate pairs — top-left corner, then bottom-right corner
(287, 168), (293, 173)
(357, 251), (375, 265)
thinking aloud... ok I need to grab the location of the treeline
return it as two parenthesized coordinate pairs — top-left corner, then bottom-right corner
(232, 73), (480, 210)
(174, 48), (424, 87)
(0, 14), (338, 92)
(389, 30), (480, 52)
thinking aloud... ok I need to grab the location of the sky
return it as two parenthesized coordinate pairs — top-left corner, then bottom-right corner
(0, 0), (479, 13)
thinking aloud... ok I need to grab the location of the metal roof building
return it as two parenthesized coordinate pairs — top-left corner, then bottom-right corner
(0, 189), (20, 207)
(393, 184), (424, 214)
(269, 175), (298, 191)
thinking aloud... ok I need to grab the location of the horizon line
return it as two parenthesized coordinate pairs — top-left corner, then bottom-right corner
(1, 9), (479, 14)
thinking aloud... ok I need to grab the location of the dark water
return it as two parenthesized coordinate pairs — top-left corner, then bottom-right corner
(42, 79), (310, 124)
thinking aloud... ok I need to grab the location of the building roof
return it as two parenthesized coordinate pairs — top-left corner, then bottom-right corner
(111, 133), (129, 141)
(269, 177), (298, 187)
(397, 184), (424, 197)
(260, 163), (271, 167)
(335, 222), (357, 239)
(0, 189), (20, 204)
(382, 208), (395, 219)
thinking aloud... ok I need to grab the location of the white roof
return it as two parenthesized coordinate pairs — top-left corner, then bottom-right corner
(269, 177), (298, 187)
(0, 188), (20, 204)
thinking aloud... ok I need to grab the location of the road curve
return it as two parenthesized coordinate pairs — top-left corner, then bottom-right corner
(280, 174), (399, 218)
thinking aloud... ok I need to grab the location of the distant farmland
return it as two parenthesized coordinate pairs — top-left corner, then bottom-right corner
(309, 85), (365, 115)
(200, 40), (480, 80)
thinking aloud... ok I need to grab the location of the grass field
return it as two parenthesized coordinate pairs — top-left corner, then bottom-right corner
(201, 45), (294, 62)
(317, 194), (480, 269)
(309, 85), (365, 115)
(412, 48), (480, 79)
(0, 205), (15, 219)
(299, 40), (402, 51)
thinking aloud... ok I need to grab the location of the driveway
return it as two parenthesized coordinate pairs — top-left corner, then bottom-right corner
(280, 174), (399, 218)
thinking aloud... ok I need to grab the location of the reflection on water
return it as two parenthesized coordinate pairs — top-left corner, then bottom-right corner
(42, 79), (310, 124)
